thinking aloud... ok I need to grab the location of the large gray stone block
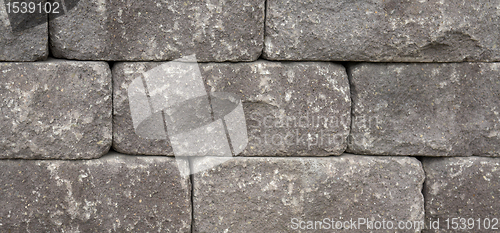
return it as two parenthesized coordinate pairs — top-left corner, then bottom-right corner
(0, 0), (48, 61)
(113, 60), (350, 156)
(348, 63), (500, 156)
(192, 155), (425, 232)
(0, 152), (191, 232)
(49, 0), (264, 62)
(264, 0), (500, 62)
(0, 59), (112, 159)
(423, 157), (500, 233)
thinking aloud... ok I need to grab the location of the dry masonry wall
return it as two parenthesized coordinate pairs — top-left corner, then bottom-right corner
(1, 0), (499, 232)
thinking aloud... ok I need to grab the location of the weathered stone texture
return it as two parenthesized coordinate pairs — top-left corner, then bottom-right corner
(423, 157), (500, 233)
(193, 155), (425, 232)
(0, 152), (191, 232)
(348, 63), (500, 156)
(113, 60), (350, 156)
(265, 0), (500, 62)
(49, 0), (264, 62)
(0, 0), (48, 61)
(0, 59), (112, 159)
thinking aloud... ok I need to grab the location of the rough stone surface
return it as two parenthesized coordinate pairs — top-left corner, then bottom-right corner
(0, 59), (112, 159)
(348, 63), (500, 157)
(264, 0), (500, 62)
(423, 157), (500, 233)
(0, 0), (48, 61)
(192, 155), (425, 232)
(113, 60), (350, 156)
(49, 0), (264, 62)
(0, 152), (191, 232)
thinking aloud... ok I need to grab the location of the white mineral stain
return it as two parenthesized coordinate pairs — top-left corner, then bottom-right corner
(123, 65), (142, 74)
(490, 63), (500, 71)
(488, 131), (499, 138)
(439, 81), (447, 88)
(220, 39), (233, 54)
(483, 173), (492, 182)
(257, 70), (271, 89)
(325, 73), (349, 102)
(96, 0), (106, 16)
(264, 37), (276, 55)
(285, 91), (292, 102)
(47, 163), (88, 220)
(432, 68), (440, 76)
(286, 69), (295, 83)
(256, 63), (271, 75)
(449, 159), (474, 178)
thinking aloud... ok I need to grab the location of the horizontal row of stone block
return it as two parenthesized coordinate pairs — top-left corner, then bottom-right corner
(1, 60), (499, 159)
(2, 0), (500, 62)
(1, 153), (498, 232)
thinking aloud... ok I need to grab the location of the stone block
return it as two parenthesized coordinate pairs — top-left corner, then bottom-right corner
(192, 155), (425, 232)
(113, 60), (350, 156)
(264, 0), (500, 62)
(0, 59), (112, 159)
(49, 0), (264, 62)
(0, 152), (191, 232)
(423, 157), (500, 233)
(348, 63), (500, 156)
(0, 0), (48, 61)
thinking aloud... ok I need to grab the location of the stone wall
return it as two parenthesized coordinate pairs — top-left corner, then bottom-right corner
(1, 0), (499, 232)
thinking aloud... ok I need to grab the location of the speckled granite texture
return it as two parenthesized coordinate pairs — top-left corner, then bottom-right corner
(49, 0), (264, 61)
(0, 59), (112, 159)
